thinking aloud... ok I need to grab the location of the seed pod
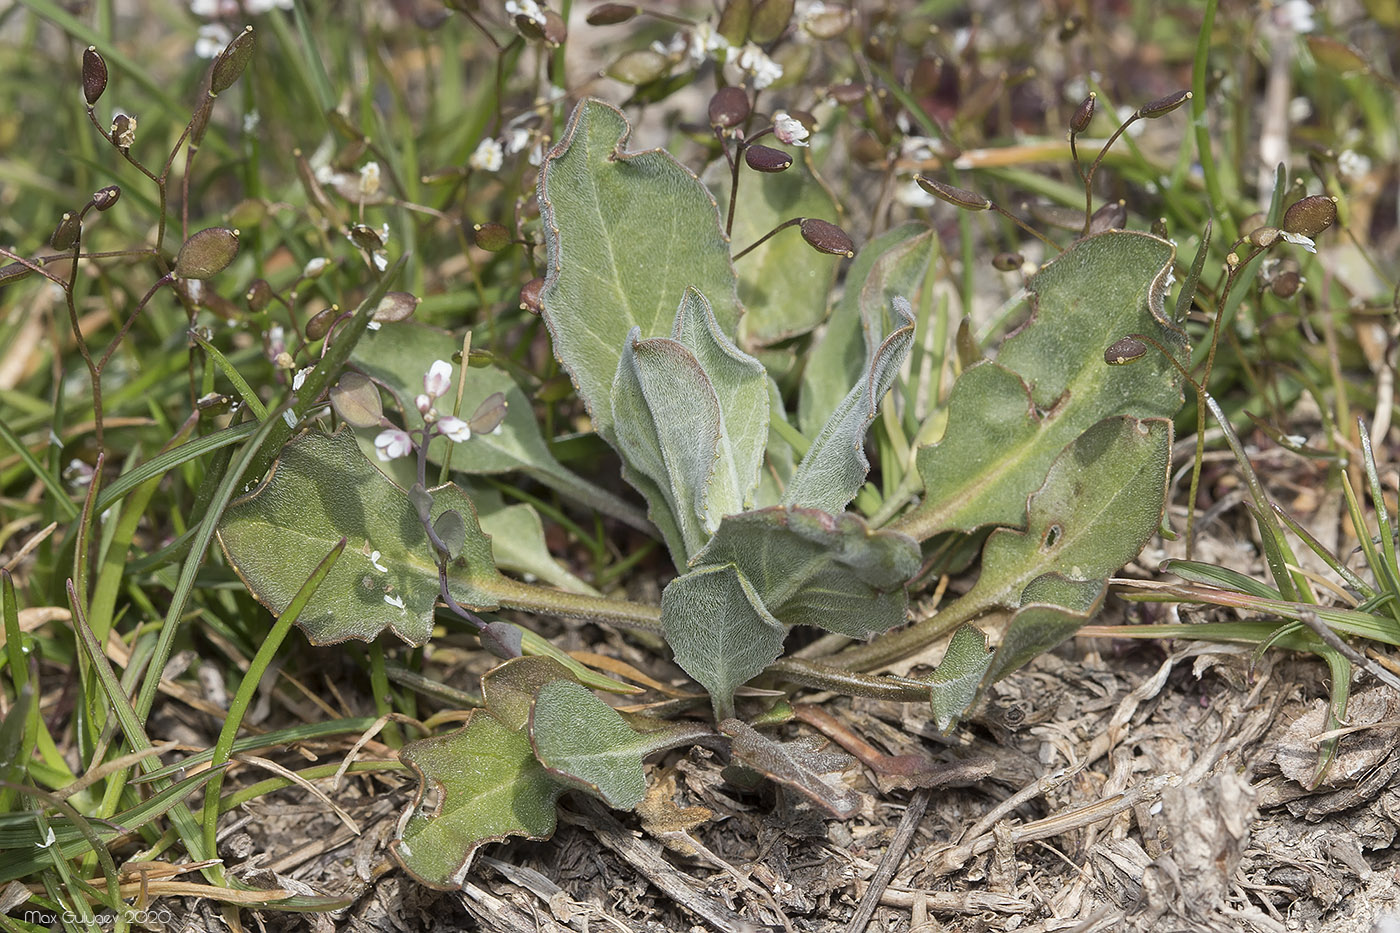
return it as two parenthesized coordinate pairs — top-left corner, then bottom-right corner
(1150, 217), (1169, 238)
(188, 96), (214, 150)
(0, 262), (33, 287)
(374, 291), (420, 323)
(1270, 269), (1303, 299)
(175, 227), (240, 279)
(519, 277), (545, 314)
(211, 26), (254, 96)
(802, 3), (852, 38)
(348, 223), (383, 252)
(1104, 336), (1148, 365)
(330, 371), (384, 428)
(245, 278), (272, 313)
(826, 82), (865, 105)
(992, 251), (1022, 272)
(306, 307), (338, 340)
(82, 47), (108, 106)
(745, 144), (793, 173)
(587, 3), (639, 25)
(50, 212), (81, 251)
(1137, 89), (1191, 119)
(709, 86), (751, 129)
(1306, 36), (1368, 74)
(1089, 199), (1126, 234)
(468, 391), (509, 434)
(800, 218), (854, 257)
(92, 185), (121, 212)
(915, 175), (991, 211)
(1248, 226), (1282, 248)
(749, 0), (793, 44)
(110, 113), (137, 149)
(1069, 92), (1095, 134)
(433, 510), (467, 560)
(541, 10), (567, 45)
(606, 49), (670, 84)
(1281, 194), (1337, 238)
(717, 0), (752, 45)
(473, 222), (513, 252)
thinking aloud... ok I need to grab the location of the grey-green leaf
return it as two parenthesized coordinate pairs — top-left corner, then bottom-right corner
(530, 679), (648, 809)
(927, 624), (992, 733)
(783, 296), (915, 513)
(660, 563), (786, 721)
(538, 99), (742, 444)
(982, 575), (1106, 687)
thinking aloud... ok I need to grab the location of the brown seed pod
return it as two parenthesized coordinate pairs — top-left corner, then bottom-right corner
(245, 278), (272, 313)
(1137, 89), (1191, 119)
(744, 144), (793, 173)
(305, 307), (338, 341)
(1248, 226), (1282, 248)
(519, 277), (545, 314)
(915, 176), (991, 211)
(717, 0), (753, 46)
(826, 82), (865, 105)
(211, 26), (254, 96)
(1069, 92), (1096, 134)
(606, 49), (670, 84)
(749, 0), (794, 44)
(82, 47), (108, 107)
(802, 3), (851, 38)
(1089, 199), (1127, 234)
(374, 291), (420, 323)
(799, 218), (854, 257)
(92, 185), (121, 212)
(175, 227), (240, 279)
(468, 391), (509, 434)
(1104, 336), (1148, 365)
(586, 3), (639, 25)
(1281, 195), (1338, 238)
(110, 113), (137, 149)
(992, 251), (1023, 272)
(1270, 270), (1303, 299)
(51, 212), (81, 251)
(708, 86), (751, 129)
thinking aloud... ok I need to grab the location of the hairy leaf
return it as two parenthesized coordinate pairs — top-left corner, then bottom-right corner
(660, 564), (786, 720)
(693, 506), (919, 637)
(903, 231), (1183, 538)
(983, 575), (1106, 687)
(481, 656), (579, 732)
(394, 711), (563, 888)
(538, 99), (742, 443)
(530, 679), (649, 809)
(720, 719), (860, 818)
(783, 296), (916, 513)
(926, 624), (991, 732)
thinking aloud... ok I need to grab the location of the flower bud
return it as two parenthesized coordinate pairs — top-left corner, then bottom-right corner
(1137, 89), (1191, 119)
(1104, 336), (1148, 365)
(1281, 194), (1337, 238)
(745, 144), (793, 173)
(175, 227), (240, 279)
(519, 277), (545, 314)
(708, 86), (751, 129)
(800, 218), (854, 257)
(586, 3), (639, 25)
(1069, 92), (1095, 134)
(915, 175), (991, 211)
(82, 47), (107, 107)
(541, 9), (567, 45)
(473, 222), (512, 251)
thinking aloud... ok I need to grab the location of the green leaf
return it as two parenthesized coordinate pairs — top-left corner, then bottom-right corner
(481, 656), (579, 733)
(472, 490), (601, 596)
(956, 416), (1172, 619)
(927, 624), (992, 733)
(218, 429), (504, 646)
(692, 506), (919, 637)
(782, 296), (916, 513)
(704, 152), (842, 345)
(799, 223), (936, 434)
(394, 710), (564, 889)
(982, 575), (1106, 687)
(660, 563), (786, 720)
(538, 99), (742, 444)
(611, 289), (768, 564)
(901, 231), (1184, 538)
(529, 679), (649, 809)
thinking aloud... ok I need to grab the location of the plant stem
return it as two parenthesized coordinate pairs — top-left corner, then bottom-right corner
(488, 576), (661, 632)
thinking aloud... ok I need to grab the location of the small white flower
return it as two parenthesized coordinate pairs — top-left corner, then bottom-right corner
(469, 137), (503, 172)
(1280, 230), (1317, 252)
(1338, 149), (1371, 180)
(685, 21), (729, 67)
(375, 428), (413, 461)
(384, 593), (405, 609)
(437, 416), (472, 443)
(243, 110), (261, 133)
(369, 550), (388, 572)
(1287, 96), (1312, 123)
(292, 366), (314, 391)
(367, 320), (382, 331)
(303, 256), (329, 279)
(195, 22), (232, 59)
(528, 141), (546, 166)
(505, 0), (546, 27)
(38, 827), (56, 849)
(901, 136), (937, 162)
(424, 360), (454, 399)
(358, 161), (381, 197)
(372, 251), (388, 272)
(505, 127), (532, 155)
(1274, 0), (1316, 33)
(736, 43), (782, 89)
(896, 178), (937, 208)
(772, 111), (809, 147)
(246, 0), (294, 12)
(267, 324), (286, 357)
(189, 0), (227, 18)
(282, 410), (299, 429)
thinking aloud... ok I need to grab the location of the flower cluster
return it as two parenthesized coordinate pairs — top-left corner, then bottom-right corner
(375, 360), (472, 461)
